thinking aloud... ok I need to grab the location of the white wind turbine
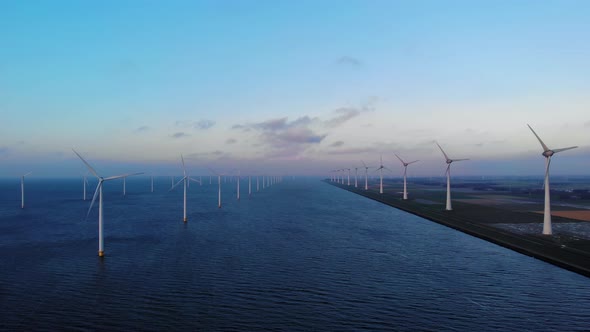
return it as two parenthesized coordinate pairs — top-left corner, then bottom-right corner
(435, 142), (469, 211)
(361, 160), (372, 191)
(20, 172), (32, 209)
(374, 155), (391, 194)
(170, 154), (201, 223)
(73, 149), (143, 257)
(527, 124), (577, 235)
(248, 175), (252, 196)
(354, 167), (359, 188)
(209, 168), (224, 208)
(394, 153), (419, 200)
(344, 168), (351, 186)
(236, 170), (241, 200)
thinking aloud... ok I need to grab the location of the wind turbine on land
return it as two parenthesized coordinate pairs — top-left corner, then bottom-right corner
(170, 154), (201, 223)
(344, 168), (351, 186)
(361, 160), (372, 191)
(20, 172), (32, 209)
(375, 155), (391, 194)
(73, 149), (143, 257)
(435, 142), (469, 211)
(527, 124), (577, 235)
(394, 153), (419, 200)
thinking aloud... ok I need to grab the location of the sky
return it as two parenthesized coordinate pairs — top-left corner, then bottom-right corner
(1, 0), (589, 178)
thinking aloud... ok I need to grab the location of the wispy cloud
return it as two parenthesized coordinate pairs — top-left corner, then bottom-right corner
(171, 132), (190, 139)
(232, 116), (326, 158)
(175, 119), (216, 130)
(330, 141), (344, 147)
(336, 56), (362, 67)
(135, 125), (151, 133)
(226, 138), (237, 144)
(324, 100), (375, 128)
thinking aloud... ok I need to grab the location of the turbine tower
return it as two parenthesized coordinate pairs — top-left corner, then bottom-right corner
(394, 153), (419, 200)
(361, 160), (371, 191)
(170, 154), (201, 222)
(527, 124), (577, 235)
(354, 167), (359, 188)
(375, 155), (390, 194)
(20, 172), (32, 209)
(73, 149), (142, 257)
(435, 142), (468, 211)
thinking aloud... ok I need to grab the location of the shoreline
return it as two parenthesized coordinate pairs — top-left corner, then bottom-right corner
(326, 180), (590, 278)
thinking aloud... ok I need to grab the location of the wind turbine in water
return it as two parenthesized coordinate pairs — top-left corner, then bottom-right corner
(354, 167), (359, 188)
(20, 172), (32, 209)
(73, 149), (143, 257)
(170, 154), (201, 223)
(527, 124), (577, 235)
(82, 173), (89, 201)
(209, 168), (224, 208)
(435, 142), (468, 211)
(394, 153), (419, 200)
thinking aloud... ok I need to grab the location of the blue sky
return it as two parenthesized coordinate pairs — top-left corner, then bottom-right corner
(1, 0), (589, 177)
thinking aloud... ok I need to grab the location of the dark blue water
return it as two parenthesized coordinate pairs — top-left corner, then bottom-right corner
(1, 177), (589, 331)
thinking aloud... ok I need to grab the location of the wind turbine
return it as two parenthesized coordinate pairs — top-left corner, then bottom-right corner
(361, 160), (372, 191)
(170, 154), (201, 223)
(209, 168), (224, 208)
(236, 170), (241, 200)
(436, 142), (468, 211)
(374, 155), (391, 194)
(20, 172), (32, 209)
(344, 168), (351, 186)
(394, 153), (419, 200)
(527, 124), (577, 235)
(248, 175), (252, 196)
(354, 167), (359, 188)
(73, 149), (143, 257)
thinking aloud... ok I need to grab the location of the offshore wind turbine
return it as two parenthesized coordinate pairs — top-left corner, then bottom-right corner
(394, 153), (419, 200)
(527, 124), (578, 235)
(354, 167), (359, 188)
(436, 142), (469, 211)
(73, 149), (143, 257)
(170, 154), (201, 222)
(209, 168), (224, 208)
(20, 172), (32, 209)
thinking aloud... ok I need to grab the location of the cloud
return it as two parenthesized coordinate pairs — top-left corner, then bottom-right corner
(337, 56), (362, 67)
(232, 116), (326, 158)
(324, 107), (361, 128)
(135, 125), (151, 133)
(171, 132), (190, 138)
(226, 138), (237, 144)
(175, 119), (216, 130)
(330, 141), (344, 147)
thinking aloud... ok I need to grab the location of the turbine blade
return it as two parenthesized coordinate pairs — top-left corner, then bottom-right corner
(361, 160), (367, 168)
(553, 146), (578, 154)
(23, 171), (32, 177)
(189, 177), (201, 184)
(72, 149), (99, 178)
(86, 181), (102, 220)
(169, 177), (186, 191)
(527, 124), (550, 152)
(435, 142), (450, 162)
(103, 172), (144, 181)
(453, 158), (469, 162)
(394, 153), (405, 165)
(408, 160), (419, 165)
(181, 154), (186, 177)
(208, 167), (220, 176)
